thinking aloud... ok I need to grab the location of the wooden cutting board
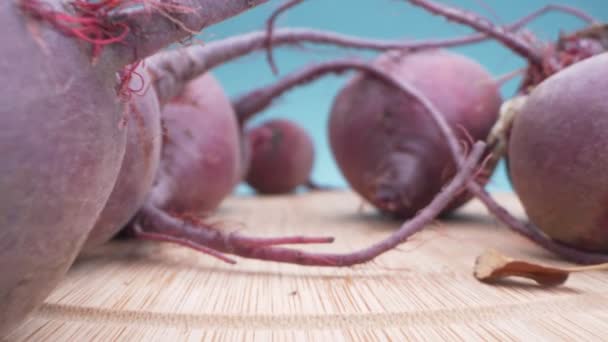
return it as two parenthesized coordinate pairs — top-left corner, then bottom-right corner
(7, 191), (608, 341)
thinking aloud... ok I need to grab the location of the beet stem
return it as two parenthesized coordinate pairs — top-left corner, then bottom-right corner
(135, 204), (338, 261)
(132, 224), (237, 264)
(236, 235), (335, 247)
(407, 0), (543, 66)
(516, 4), (598, 25)
(266, 0), (599, 75)
(147, 28), (486, 104)
(493, 68), (525, 86)
(150, 0), (588, 105)
(111, 0), (271, 67)
(234, 58), (470, 123)
(265, 0), (303, 74)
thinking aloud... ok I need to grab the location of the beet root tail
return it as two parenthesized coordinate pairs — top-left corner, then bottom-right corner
(132, 204), (336, 264)
(131, 142), (484, 267)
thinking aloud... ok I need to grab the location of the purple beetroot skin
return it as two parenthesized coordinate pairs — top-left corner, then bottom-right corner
(83, 66), (162, 249)
(329, 50), (501, 218)
(0, 2), (126, 333)
(150, 73), (241, 214)
(0, 0), (270, 335)
(509, 53), (608, 253)
(245, 119), (315, 194)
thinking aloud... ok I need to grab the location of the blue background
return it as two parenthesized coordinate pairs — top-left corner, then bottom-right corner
(199, 0), (606, 194)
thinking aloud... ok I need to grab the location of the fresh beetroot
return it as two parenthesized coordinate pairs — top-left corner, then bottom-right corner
(329, 50), (501, 218)
(406, 0), (608, 264)
(509, 53), (608, 252)
(84, 66), (162, 249)
(0, 0), (273, 335)
(151, 74), (241, 213)
(0, 2), (126, 333)
(245, 119), (314, 194)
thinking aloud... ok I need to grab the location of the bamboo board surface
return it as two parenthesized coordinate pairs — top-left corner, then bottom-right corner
(7, 191), (608, 341)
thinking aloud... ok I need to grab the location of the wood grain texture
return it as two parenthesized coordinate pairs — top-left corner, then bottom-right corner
(7, 191), (608, 341)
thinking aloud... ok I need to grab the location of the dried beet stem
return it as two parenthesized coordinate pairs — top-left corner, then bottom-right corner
(474, 249), (608, 286)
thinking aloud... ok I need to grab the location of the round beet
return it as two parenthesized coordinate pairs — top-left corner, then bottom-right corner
(509, 53), (608, 252)
(0, 2), (126, 333)
(0, 1), (281, 334)
(150, 74), (241, 213)
(329, 50), (501, 218)
(83, 67), (162, 249)
(246, 119), (314, 194)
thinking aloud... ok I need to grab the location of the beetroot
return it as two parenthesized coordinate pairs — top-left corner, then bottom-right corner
(245, 119), (314, 194)
(0, 2), (126, 333)
(407, 0), (608, 263)
(174, 71), (253, 182)
(509, 53), (608, 252)
(329, 50), (501, 218)
(84, 66), (162, 249)
(151, 74), (241, 213)
(0, 0), (272, 335)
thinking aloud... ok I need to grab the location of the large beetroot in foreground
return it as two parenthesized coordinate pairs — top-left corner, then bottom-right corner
(0, 2), (126, 333)
(0, 0), (270, 335)
(329, 50), (501, 218)
(509, 53), (608, 252)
